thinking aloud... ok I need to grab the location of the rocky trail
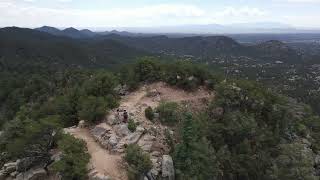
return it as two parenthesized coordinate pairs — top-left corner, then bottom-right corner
(65, 127), (127, 180)
(66, 82), (213, 180)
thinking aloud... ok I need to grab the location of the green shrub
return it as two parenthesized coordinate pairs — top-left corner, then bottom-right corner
(52, 134), (90, 180)
(128, 119), (137, 132)
(77, 96), (107, 124)
(124, 144), (152, 180)
(134, 57), (161, 82)
(145, 106), (154, 120)
(104, 94), (120, 109)
(157, 102), (179, 125)
(164, 129), (174, 153)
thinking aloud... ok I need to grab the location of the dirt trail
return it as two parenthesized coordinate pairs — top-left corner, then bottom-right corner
(66, 128), (128, 180)
(68, 82), (213, 180)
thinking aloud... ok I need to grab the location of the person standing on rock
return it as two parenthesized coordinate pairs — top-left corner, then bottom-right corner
(123, 110), (128, 123)
(115, 109), (120, 124)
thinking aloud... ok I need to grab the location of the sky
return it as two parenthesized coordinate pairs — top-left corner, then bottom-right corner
(0, 0), (320, 29)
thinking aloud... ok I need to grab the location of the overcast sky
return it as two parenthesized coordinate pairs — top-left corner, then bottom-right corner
(1, 0), (320, 28)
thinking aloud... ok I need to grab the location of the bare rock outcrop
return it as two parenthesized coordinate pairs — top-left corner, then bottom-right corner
(161, 155), (175, 180)
(15, 168), (47, 180)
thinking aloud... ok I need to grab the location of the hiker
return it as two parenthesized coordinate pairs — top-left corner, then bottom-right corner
(115, 109), (120, 124)
(123, 110), (128, 123)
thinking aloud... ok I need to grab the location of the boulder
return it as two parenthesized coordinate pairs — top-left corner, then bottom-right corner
(0, 170), (6, 180)
(150, 151), (161, 158)
(162, 155), (175, 180)
(151, 141), (165, 153)
(147, 89), (160, 97)
(3, 161), (17, 174)
(16, 157), (41, 172)
(78, 120), (86, 128)
(145, 171), (156, 180)
(154, 113), (160, 119)
(108, 134), (119, 148)
(315, 154), (320, 166)
(107, 114), (120, 125)
(50, 152), (63, 163)
(114, 124), (131, 137)
(114, 85), (128, 96)
(126, 131), (143, 145)
(10, 171), (18, 178)
(115, 131), (144, 153)
(188, 76), (195, 81)
(16, 168), (47, 180)
(301, 138), (312, 147)
(0, 131), (3, 137)
(138, 134), (156, 152)
(89, 173), (111, 180)
(136, 126), (145, 133)
(91, 126), (108, 140)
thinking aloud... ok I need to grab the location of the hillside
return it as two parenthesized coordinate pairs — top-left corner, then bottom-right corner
(100, 34), (249, 56)
(0, 27), (147, 69)
(100, 34), (303, 63)
(254, 40), (301, 62)
(65, 82), (212, 180)
(33, 26), (305, 63)
(1, 59), (320, 180)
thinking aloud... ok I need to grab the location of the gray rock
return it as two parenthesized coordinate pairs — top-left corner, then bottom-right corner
(107, 115), (116, 125)
(154, 113), (160, 119)
(126, 131), (143, 145)
(188, 76), (195, 81)
(16, 157), (39, 172)
(146, 171), (156, 180)
(301, 138), (312, 147)
(114, 124), (130, 137)
(91, 126), (108, 140)
(51, 152), (63, 162)
(0, 170), (6, 180)
(0, 131), (3, 137)
(162, 155), (175, 180)
(10, 171), (18, 178)
(147, 89), (160, 97)
(138, 134), (156, 152)
(16, 168), (47, 180)
(114, 85), (128, 96)
(136, 126), (145, 133)
(4, 162), (17, 169)
(115, 131), (143, 153)
(150, 151), (161, 157)
(108, 134), (119, 148)
(3, 161), (17, 174)
(78, 120), (86, 128)
(89, 173), (111, 180)
(315, 154), (320, 166)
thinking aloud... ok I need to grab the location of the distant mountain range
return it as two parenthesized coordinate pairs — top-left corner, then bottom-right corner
(35, 26), (145, 39)
(34, 25), (320, 43)
(0, 27), (147, 69)
(0, 27), (312, 70)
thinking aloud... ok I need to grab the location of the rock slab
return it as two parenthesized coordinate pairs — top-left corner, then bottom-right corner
(162, 155), (175, 180)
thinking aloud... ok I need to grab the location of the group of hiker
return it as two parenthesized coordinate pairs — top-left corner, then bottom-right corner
(115, 109), (128, 123)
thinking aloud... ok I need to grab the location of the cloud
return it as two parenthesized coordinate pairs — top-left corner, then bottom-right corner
(278, 0), (320, 3)
(0, 2), (270, 28)
(22, 0), (72, 2)
(57, 0), (73, 2)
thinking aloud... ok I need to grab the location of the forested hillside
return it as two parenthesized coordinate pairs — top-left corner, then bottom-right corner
(1, 56), (320, 180)
(0, 27), (147, 69)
